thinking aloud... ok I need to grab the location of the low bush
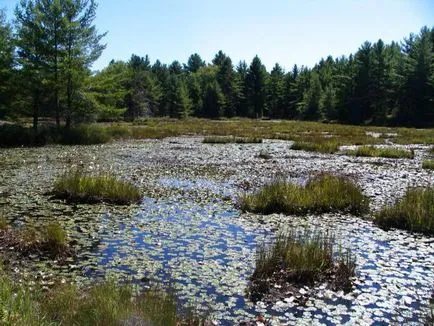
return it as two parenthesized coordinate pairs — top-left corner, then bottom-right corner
(240, 174), (369, 216)
(374, 188), (434, 235)
(346, 146), (414, 159)
(248, 230), (355, 302)
(0, 124), (111, 147)
(52, 171), (142, 205)
(290, 141), (340, 154)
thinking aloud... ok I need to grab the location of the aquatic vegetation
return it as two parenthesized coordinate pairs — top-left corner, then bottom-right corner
(290, 141), (340, 154)
(374, 188), (434, 235)
(346, 146), (414, 159)
(423, 160), (434, 170)
(0, 274), (202, 326)
(203, 135), (262, 144)
(248, 230), (355, 303)
(0, 220), (71, 258)
(44, 222), (68, 249)
(240, 174), (369, 215)
(52, 171), (141, 205)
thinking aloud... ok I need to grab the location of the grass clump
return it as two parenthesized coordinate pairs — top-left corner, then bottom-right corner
(346, 146), (414, 159)
(0, 275), (202, 326)
(203, 135), (262, 144)
(44, 222), (67, 249)
(53, 171), (141, 205)
(248, 230), (355, 302)
(240, 174), (369, 216)
(290, 141), (340, 154)
(0, 220), (71, 259)
(374, 188), (434, 235)
(423, 160), (434, 170)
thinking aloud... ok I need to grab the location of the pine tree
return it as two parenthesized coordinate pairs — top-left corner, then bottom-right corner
(246, 55), (267, 118)
(398, 27), (434, 126)
(185, 53), (205, 73)
(62, 0), (106, 127)
(0, 9), (14, 119)
(267, 63), (285, 118)
(166, 76), (191, 119)
(15, 0), (47, 131)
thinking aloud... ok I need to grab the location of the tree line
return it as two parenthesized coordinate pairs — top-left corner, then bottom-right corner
(0, 2), (433, 129)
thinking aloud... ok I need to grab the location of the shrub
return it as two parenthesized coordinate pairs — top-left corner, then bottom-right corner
(290, 141), (340, 154)
(423, 160), (434, 170)
(346, 146), (414, 159)
(374, 188), (434, 235)
(248, 230), (355, 302)
(53, 171), (141, 205)
(240, 174), (369, 216)
(56, 125), (111, 145)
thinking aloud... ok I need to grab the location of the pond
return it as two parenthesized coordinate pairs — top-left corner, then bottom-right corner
(0, 137), (433, 325)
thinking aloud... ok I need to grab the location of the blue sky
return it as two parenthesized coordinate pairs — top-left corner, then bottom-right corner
(2, 0), (434, 71)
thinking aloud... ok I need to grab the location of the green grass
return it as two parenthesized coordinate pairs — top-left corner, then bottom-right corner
(44, 222), (67, 249)
(203, 135), (262, 144)
(423, 160), (434, 170)
(430, 147), (434, 155)
(2, 119), (434, 147)
(0, 275), (202, 326)
(290, 141), (340, 154)
(346, 146), (414, 159)
(240, 174), (369, 216)
(248, 230), (355, 302)
(53, 171), (141, 205)
(0, 220), (71, 258)
(374, 188), (434, 235)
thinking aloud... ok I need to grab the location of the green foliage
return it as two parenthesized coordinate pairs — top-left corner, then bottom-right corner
(290, 141), (340, 154)
(249, 230), (355, 301)
(423, 160), (434, 170)
(44, 222), (67, 249)
(240, 174), (369, 215)
(246, 56), (267, 118)
(0, 10), (14, 119)
(375, 188), (434, 235)
(0, 274), (202, 326)
(346, 146), (414, 159)
(53, 171), (141, 205)
(203, 136), (262, 144)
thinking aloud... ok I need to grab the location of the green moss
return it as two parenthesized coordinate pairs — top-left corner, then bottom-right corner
(240, 174), (369, 216)
(346, 146), (414, 159)
(374, 188), (434, 235)
(53, 171), (141, 205)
